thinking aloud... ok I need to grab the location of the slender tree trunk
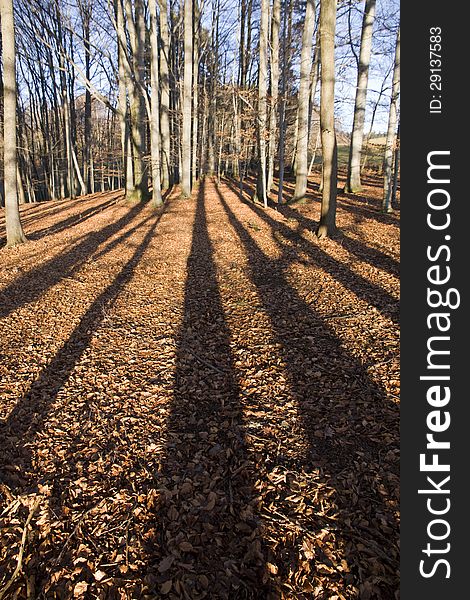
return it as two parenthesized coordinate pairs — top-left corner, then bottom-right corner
(317, 0), (338, 238)
(238, 0), (246, 87)
(82, 2), (93, 193)
(125, 0), (148, 201)
(245, 0), (254, 85)
(61, 61), (74, 198)
(382, 28), (400, 212)
(90, 153), (95, 193)
(267, 0), (280, 195)
(307, 27), (321, 146)
(361, 74), (387, 173)
(391, 119), (400, 208)
(16, 165), (26, 205)
(293, 0), (316, 202)
(115, 0), (133, 195)
(158, 0), (171, 188)
(192, 0), (200, 185)
(207, 0), (220, 178)
(1, 0), (26, 246)
(307, 127), (321, 176)
(201, 75), (208, 175)
(72, 144), (87, 194)
(344, 0), (376, 193)
(257, 0), (269, 207)
(181, 0), (193, 197)
(149, 0), (163, 206)
(277, 0), (293, 205)
(217, 113), (225, 183)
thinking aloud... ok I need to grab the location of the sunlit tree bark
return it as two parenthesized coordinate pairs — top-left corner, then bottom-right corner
(257, 0), (269, 207)
(345, 0), (376, 193)
(382, 27), (400, 212)
(149, 0), (163, 206)
(293, 0), (316, 202)
(181, 0), (193, 197)
(1, 0), (27, 246)
(317, 0), (338, 239)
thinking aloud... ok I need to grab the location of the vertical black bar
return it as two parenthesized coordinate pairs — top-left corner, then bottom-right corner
(401, 2), (467, 598)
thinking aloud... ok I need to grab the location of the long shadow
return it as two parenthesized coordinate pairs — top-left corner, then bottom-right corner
(27, 194), (121, 241)
(276, 201), (400, 279)
(0, 196), (84, 226)
(224, 178), (399, 325)
(143, 180), (269, 598)
(0, 197), (98, 242)
(240, 174), (400, 227)
(340, 194), (400, 225)
(0, 199), (145, 320)
(215, 182), (399, 597)
(0, 208), (164, 494)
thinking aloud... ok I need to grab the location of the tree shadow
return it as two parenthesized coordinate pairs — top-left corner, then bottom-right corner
(142, 180), (270, 599)
(240, 174), (400, 227)
(275, 202), (399, 279)
(0, 200), (146, 320)
(27, 193), (122, 241)
(224, 178), (399, 325)
(214, 181), (399, 598)
(0, 210), (164, 493)
(0, 197), (85, 230)
(0, 193), (120, 243)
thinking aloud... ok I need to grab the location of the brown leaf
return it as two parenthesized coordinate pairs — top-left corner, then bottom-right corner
(73, 582), (88, 597)
(158, 555), (175, 573)
(179, 541), (194, 552)
(160, 580), (172, 594)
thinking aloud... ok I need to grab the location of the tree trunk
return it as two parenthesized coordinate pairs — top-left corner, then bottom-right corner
(17, 164), (26, 205)
(293, 0), (316, 202)
(125, 0), (148, 201)
(361, 69), (389, 173)
(391, 120), (400, 208)
(115, 0), (133, 196)
(149, 0), (163, 206)
(1, 0), (27, 246)
(82, 1), (93, 193)
(267, 0), (280, 195)
(192, 0), (200, 185)
(344, 0), (376, 193)
(317, 0), (338, 238)
(277, 0), (293, 205)
(158, 0), (171, 188)
(382, 28), (400, 212)
(307, 27), (321, 147)
(181, 0), (193, 197)
(257, 0), (269, 207)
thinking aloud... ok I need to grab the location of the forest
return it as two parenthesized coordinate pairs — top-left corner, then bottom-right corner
(0, 0), (400, 598)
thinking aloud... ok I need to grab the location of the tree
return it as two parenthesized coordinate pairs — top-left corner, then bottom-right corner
(382, 27), (400, 213)
(181, 0), (193, 197)
(148, 0), (163, 206)
(292, 0), (316, 203)
(316, 0), (338, 239)
(125, 0), (149, 201)
(277, 0), (294, 205)
(257, 0), (269, 207)
(78, 0), (93, 194)
(158, 0), (171, 189)
(267, 0), (280, 195)
(115, 0), (134, 197)
(1, 0), (27, 246)
(344, 0), (376, 193)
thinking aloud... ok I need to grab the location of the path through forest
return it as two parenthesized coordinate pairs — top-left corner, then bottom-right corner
(0, 179), (399, 599)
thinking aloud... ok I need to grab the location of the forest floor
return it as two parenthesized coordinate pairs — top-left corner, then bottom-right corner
(0, 173), (399, 600)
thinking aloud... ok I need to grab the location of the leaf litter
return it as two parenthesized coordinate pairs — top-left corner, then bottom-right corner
(0, 177), (399, 599)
